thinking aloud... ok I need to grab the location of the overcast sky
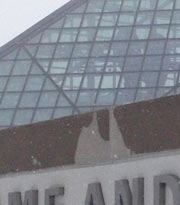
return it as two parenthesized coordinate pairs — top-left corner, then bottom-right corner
(0, 0), (69, 47)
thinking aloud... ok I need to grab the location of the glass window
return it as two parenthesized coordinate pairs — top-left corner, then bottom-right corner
(105, 57), (124, 72)
(162, 55), (180, 70)
(78, 28), (96, 42)
(51, 75), (64, 87)
(50, 60), (68, 74)
(110, 42), (128, 56)
(13, 109), (33, 126)
(124, 57), (143, 71)
(158, 71), (178, 87)
(154, 11), (171, 24)
(101, 74), (120, 88)
(118, 12), (136, 25)
(59, 91), (78, 105)
(175, 1), (180, 9)
(82, 14), (100, 27)
(19, 92), (39, 108)
(166, 40), (180, 54)
(71, 4), (86, 13)
(53, 108), (73, 118)
(157, 0), (174, 10)
(115, 89), (135, 105)
(128, 41), (146, 55)
(63, 75), (83, 90)
(1, 93), (20, 108)
(104, 0), (122, 12)
(25, 76), (45, 91)
(68, 59), (87, 73)
(100, 13), (118, 26)
(36, 45), (55, 58)
(0, 110), (14, 126)
(0, 77), (8, 91)
(41, 30), (59, 43)
(121, 0), (139, 11)
(12, 60), (31, 75)
(96, 28), (114, 41)
(86, 58), (105, 73)
(28, 33), (42, 44)
(59, 29), (78, 42)
(136, 88), (155, 102)
(169, 25), (180, 38)
(136, 11), (153, 25)
(139, 0), (157, 10)
(38, 92), (58, 107)
(86, 0), (105, 13)
(132, 26), (150, 39)
(91, 42), (109, 57)
(43, 80), (57, 90)
(54, 44), (73, 58)
(143, 56), (162, 71)
(114, 27), (132, 40)
(7, 76), (26, 91)
(139, 72), (159, 87)
(96, 90), (115, 105)
(77, 91), (97, 106)
(146, 40), (166, 54)
(49, 19), (64, 28)
(0, 61), (13, 75)
(2, 49), (18, 60)
(82, 74), (101, 89)
(17, 49), (30, 59)
(120, 73), (139, 88)
(64, 14), (82, 28)
(172, 11), (180, 24)
(33, 109), (53, 123)
(72, 43), (91, 57)
(150, 26), (169, 39)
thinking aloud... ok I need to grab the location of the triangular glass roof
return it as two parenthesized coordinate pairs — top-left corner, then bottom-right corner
(0, 0), (179, 129)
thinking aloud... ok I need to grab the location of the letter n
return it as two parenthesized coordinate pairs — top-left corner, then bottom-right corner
(8, 190), (38, 205)
(85, 183), (105, 205)
(115, 178), (144, 205)
(154, 174), (180, 205)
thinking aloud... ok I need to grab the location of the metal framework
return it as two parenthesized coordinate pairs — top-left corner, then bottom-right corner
(0, 0), (180, 129)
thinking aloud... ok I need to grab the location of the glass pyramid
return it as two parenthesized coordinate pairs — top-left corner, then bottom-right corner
(0, 0), (179, 129)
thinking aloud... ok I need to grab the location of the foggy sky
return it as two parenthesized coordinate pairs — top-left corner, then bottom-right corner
(0, 0), (69, 47)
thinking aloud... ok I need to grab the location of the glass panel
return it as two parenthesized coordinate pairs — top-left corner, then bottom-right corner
(143, 56), (162, 71)
(175, 1), (180, 9)
(82, 74), (101, 89)
(166, 40), (180, 54)
(0, 61), (13, 75)
(115, 89), (135, 105)
(128, 41), (146, 55)
(158, 71), (178, 87)
(96, 28), (114, 41)
(87, 58), (105, 73)
(139, 0), (157, 10)
(28, 33), (42, 43)
(13, 110), (33, 126)
(38, 92), (58, 107)
(36, 45), (55, 58)
(139, 72), (159, 87)
(82, 14), (100, 27)
(114, 27), (132, 40)
(33, 109), (53, 122)
(162, 55), (180, 70)
(118, 12), (136, 25)
(157, 0), (174, 10)
(132, 26), (150, 39)
(19, 92), (39, 108)
(25, 76), (45, 91)
(58, 92), (77, 105)
(71, 4), (86, 13)
(91, 42), (109, 57)
(172, 11), (180, 24)
(146, 40), (166, 54)
(49, 19), (64, 28)
(72, 44), (91, 57)
(53, 108), (73, 118)
(121, 0), (139, 11)
(7, 77), (26, 91)
(50, 60), (68, 74)
(1, 93), (20, 108)
(154, 11), (171, 24)
(17, 49), (30, 59)
(120, 73), (139, 88)
(51, 75), (64, 87)
(100, 13), (118, 26)
(41, 30), (59, 43)
(101, 74), (120, 88)
(150, 25), (168, 39)
(30, 63), (43, 74)
(104, 0), (122, 12)
(63, 75), (83, 90)
(169, 25), (180, 38)
(136, 89), (155, 102)
(0, 110), (14, 126)
(78, 28), (96, 42)
(59, 29), (78, 42)
(105, 57), (124, 72)
(110, 42), (128, 56)
(68, 59), (87, 73)
(43, 80), (57, 90)
(64, 14), (82, 28)
(124, 57), (143, 71)
(54, 44), (73, 58)
(86, 0), (105, 12)
(2, 49), (18, 60)
(0, 77), (8, 91)
(12, 60), (31, 75)
(77, 90), (97, 106)
(96, 90), (115, 105)
(136, 11), (153, 25)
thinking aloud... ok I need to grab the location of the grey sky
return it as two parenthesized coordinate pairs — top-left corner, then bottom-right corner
(0, 0), (69, 47)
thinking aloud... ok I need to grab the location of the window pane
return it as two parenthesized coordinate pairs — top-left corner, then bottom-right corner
(146, 40), (165, 54)
(172, 11), (180, 24)
(63, 75), (83, 90)
(68, 59), (87, 73)
(136, 89), (155, 102)
(139, 0), (157, 10)
(82, 14), (100, 27)
(91, 43), (109, 57)
(136, 11), (153, 25)
(86, 0), (105, 12)
(110, 42), (128, 56)
(0, 77), (8, 91)
(166, 40), (180, 54)
(25, 76), (45, 91)
(139, 72), (159, 87)
(104, 0), (122, 12)
(158, 71), (178, 87)
(36, 45), (55, 58)
(96, 90), (115, 105)
(54, 44), (73, 58)
(114, 27), (132, 40)
(100, 13), (118, 26)
(59, 29), (78, 42)
(121, 0), (139, 11)
(101, 74), (120, 88)
(157, 0), (174, 10)
(118, 12), (136, 25)
(12, 60), (31, 75)
(132, 26), (150, 39)
(33, 109), (53, 122)
(1, 93), (20, 108)
(96, 28), (114, 41)
(154, 11), (171, 24)
(82, 74), (101, 89)
(169, 25), (180, 38)
(38, 92), (58, 107)
(87, 58), (105, 73)
(116, 89), (135, 105)
(72, 44), (91, 57)
(0, 61), (13, 75)
(64, 14), (82, 28)
(150, 26), (168, 39)
(0, 110), (14, 126)
(143, 56), (162, 71)
(128, 41), (146, 55)
(77, 91), (97, 106)
(13, 110), (33, 126)
(78, 28), (96, 42)
(162, 55), (180, 70)
(20, 92), (39, 107)
(120, 73), (139, 88)
(7, 77), (26, 91)
(124, 57), (143, 71)
(50, 60), (68, 74)
(41, 30), (59, 43)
